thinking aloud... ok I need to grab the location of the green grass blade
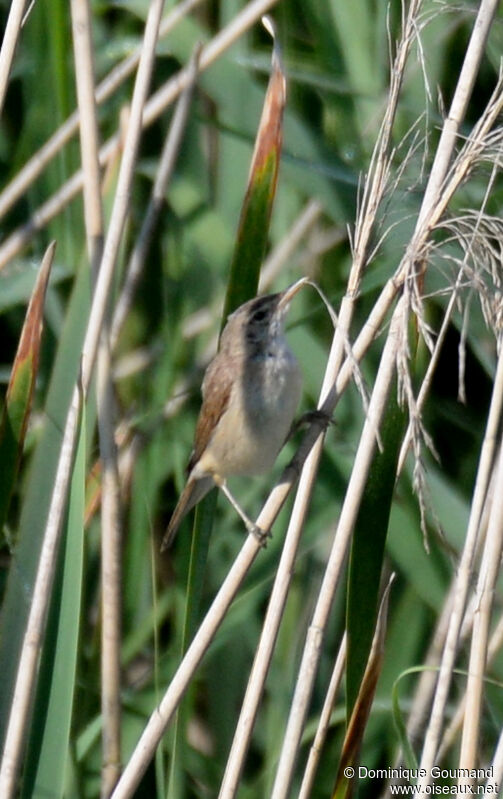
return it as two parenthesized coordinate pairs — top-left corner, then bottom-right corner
(333, 580), (393, 799)
(0, 242), (56, 537)
(167, 494), (215, 799)
(223, 24), (286, 318)
(20, 399), (86, 798)
(346, 380), (406, 717)
(0, 257), (90, 749)
(391, 666), (426, 770)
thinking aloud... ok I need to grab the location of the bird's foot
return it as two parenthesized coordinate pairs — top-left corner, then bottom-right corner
(302, 409), (333, 429)
(288, 409), (333, 440)
(247, 522), (271, 548)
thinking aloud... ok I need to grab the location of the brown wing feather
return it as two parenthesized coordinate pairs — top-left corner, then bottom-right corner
(187, 352), (235, 473)
(162, 352), (237, 550)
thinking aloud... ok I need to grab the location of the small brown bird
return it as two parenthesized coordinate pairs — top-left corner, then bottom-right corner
(161, 278), (307, 550)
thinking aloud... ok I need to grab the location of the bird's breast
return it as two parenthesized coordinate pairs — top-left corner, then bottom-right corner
(194, 339), (302, 480)
(246, 345), (301, 419)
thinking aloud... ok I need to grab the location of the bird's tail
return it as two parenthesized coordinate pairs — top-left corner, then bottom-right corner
(161, 476), (214, 551)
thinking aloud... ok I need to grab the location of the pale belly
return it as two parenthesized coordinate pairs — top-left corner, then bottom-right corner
(196, 351), (302, 479)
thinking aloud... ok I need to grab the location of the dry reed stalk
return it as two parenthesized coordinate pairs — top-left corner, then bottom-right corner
(298, 634), (347, 799)
(0, 2), (165, 795)
(70, 0), (103, 252)
(70, 0), (124, 793)
(0, 0), (28, 117)
(97, 410), (122, 790)
(457, 439), (503, 787)
(97, 344), (122, 798)
(437, 610), (503, 762)
(110, 44), (201, 350)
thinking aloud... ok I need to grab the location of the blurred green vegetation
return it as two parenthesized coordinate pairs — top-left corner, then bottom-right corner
(1, 1), (502, 797)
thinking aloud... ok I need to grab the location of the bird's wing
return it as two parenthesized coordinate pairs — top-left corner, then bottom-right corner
(187, 352), (236, 474)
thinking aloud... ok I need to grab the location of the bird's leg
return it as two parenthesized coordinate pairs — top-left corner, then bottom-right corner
(216, 479), (270, 547)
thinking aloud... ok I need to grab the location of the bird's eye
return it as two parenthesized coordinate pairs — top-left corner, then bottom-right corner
(253, 308), (268, 322)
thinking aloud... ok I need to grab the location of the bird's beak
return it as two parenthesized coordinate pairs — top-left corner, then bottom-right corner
(278, 276), (309, 310)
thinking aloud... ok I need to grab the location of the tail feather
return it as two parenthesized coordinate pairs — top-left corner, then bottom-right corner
(161, 476), (214, 551)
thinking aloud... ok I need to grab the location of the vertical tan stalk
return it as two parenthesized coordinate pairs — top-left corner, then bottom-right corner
(98, 347), (123, 799)
(457, 438), (503, 787)
(437, 610), (503, 761)
(110, 44), (201, 349)
(0, 0), (27, 117)
(298, 635), (347, 799)
(70, 0), (123, 794)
